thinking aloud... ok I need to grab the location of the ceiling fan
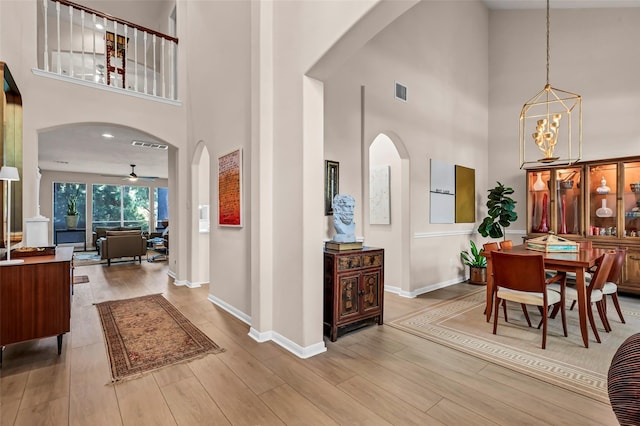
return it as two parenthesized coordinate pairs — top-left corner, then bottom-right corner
(123, 164), (157, 182)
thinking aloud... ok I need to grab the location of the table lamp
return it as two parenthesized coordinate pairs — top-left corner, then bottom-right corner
(0, 166), (23, 265)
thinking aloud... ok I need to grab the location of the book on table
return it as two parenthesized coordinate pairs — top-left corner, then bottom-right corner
(325, 241), (363, 251)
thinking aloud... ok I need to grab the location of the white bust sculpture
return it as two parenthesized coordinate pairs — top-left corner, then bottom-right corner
(332, 194), (356, 243)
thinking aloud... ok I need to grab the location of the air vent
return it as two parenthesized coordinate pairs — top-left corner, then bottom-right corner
(395, 81), (407, 102)
(132, 140), (168, 150)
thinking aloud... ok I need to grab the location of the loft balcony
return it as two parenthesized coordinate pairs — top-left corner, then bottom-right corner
(36, 0), (178, 102)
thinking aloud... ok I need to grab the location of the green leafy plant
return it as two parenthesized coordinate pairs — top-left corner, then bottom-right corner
(478, 181), (518, 240)
(460, 240), (486, 268)
(67, 194), (79, 216)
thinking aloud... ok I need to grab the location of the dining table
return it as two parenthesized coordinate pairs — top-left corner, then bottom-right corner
(483, 244), (606, 348)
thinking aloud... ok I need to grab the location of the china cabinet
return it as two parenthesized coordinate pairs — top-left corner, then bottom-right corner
(525, 156), (640, 294)
(526, 166), (583, 237)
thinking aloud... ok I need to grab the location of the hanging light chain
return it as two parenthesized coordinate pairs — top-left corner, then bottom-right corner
(546, 0), (550, 85)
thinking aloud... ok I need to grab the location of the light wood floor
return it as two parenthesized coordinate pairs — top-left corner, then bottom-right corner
(0, 259), (619, 425)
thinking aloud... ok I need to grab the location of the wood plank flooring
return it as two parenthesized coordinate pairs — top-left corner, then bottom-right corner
(0, 260), (619, 425)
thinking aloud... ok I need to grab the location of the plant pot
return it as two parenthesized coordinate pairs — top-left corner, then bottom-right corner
(468, 266), (487, 285)
(66, 215), (79, 229)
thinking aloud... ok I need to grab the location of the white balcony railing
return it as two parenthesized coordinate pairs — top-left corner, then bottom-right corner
(38, 0), (178, 101)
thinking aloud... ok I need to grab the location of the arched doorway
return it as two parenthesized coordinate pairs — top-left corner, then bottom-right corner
(365, 132), (411, 296)
(190, 141), (210, 287)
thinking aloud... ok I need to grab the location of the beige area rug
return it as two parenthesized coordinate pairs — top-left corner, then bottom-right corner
(96, 294), (225, 382)
(389, 288), (640, 403)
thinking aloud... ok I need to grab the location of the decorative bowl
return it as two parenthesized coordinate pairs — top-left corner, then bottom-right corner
(560, 180), (574, 189)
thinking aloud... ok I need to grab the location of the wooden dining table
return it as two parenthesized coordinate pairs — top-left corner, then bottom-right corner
(483, 244), (606, 348)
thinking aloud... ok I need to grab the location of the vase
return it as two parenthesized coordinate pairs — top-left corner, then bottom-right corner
(469, 266), (487, 285)
(533, 172), (546, 191)
(66, 215), (79, 229)
(536, 193), (549, 233)
(560, 194), (567, 234)
(596, 199), (613, 218)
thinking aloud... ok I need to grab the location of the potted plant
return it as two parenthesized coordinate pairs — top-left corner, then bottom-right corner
(460, 240), (487, 285)
(65, 193), (79, 229)
(478, 181), (518, 240)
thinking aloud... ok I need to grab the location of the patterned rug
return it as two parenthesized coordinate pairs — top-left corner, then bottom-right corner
(95, 294), (224, 382)
(389, 288), (640, 403)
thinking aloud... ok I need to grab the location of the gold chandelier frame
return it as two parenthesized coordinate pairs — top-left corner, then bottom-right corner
(519, 0), (582, 169)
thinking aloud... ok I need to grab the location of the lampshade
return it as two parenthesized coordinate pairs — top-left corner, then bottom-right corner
(0, 166), (20, 181)
(519, 0), (582, 169)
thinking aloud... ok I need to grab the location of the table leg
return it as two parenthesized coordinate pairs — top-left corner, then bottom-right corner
(485, 259), (494, 322)
(575, 267), (589, 348)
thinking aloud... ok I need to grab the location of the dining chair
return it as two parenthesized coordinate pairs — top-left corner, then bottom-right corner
(560, 240), (594, 284)
(499, 240), (513, 250)
(491, 251), (567, 349)
(602, 248), (627, 325)
(549, 251), (616, 343)
(483, 242), (500, 252)
(484, 241), (531, 325)
(569, 248), (626, 326)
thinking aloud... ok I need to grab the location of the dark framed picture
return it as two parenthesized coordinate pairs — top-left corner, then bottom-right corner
(325, 160), (339, 215)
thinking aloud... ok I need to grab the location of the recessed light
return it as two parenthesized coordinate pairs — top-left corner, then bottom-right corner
(102, 133), (114, 139)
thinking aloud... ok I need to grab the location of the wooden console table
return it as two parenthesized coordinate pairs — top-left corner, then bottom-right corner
(0, 246), (74, 365)
(323, 247), (384, 341)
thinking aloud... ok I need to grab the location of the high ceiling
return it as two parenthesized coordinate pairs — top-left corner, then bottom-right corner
(38, 0), (174, 180)
(38, 0), (640, 179)
(484, 0), (640, 9)
(39, 123), (169, 179)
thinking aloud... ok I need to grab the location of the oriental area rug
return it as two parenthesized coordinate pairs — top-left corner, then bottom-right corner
(389, 288), (640, 403)
(96, 294), (224, 382)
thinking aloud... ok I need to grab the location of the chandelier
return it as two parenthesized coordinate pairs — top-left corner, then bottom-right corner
(519, 0), (582, 169)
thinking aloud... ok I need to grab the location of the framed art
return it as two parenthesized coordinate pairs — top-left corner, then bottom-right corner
(370, 165), (390, 224)
(325, 160), (339, 215)
(218, 148), (242, 227)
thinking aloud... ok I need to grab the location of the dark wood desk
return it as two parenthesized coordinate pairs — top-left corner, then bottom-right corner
(483, 244), (605, 348)
(0, 246), (74, 364)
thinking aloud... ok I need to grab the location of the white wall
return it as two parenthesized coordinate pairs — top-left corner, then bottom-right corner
(179, 0), (252, 315)
(324, 0), (490, 295)
(489, 8), (640, 236)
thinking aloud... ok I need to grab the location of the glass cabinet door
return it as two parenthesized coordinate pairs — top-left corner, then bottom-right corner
(528, 169), (551, 234)
(587, 163), (618, 237)
(555, 167), (582, 236)
(623, 161), (640, 238)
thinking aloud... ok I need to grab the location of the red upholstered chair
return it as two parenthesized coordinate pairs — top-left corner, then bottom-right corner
(491, 251), (567, 349)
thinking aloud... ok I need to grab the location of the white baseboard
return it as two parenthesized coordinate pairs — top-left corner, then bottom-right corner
(207, 294), (252, 325)
(249, 328), (326, 359)
(385, 276), (465, 298)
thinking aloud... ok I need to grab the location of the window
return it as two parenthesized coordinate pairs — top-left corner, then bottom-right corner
(155, 187), (169, 230)
(53, 182), (87, 230)
(92, 184), (150, 232)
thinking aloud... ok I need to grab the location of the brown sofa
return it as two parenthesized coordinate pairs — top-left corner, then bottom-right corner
(93, 226), (142, 249)
(98, 230), (147, 265)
